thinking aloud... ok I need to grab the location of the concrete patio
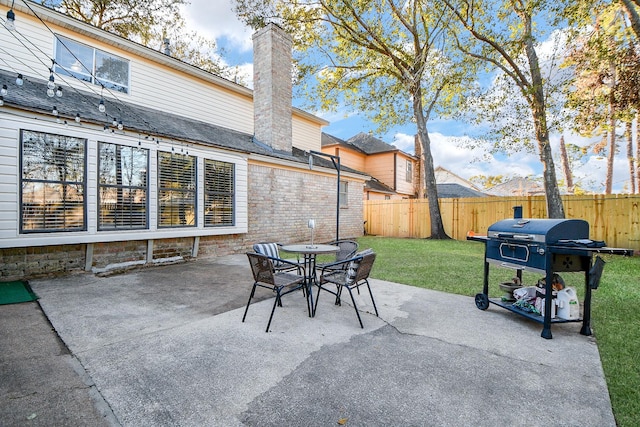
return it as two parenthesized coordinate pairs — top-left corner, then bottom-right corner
(1, 254), (616, 426)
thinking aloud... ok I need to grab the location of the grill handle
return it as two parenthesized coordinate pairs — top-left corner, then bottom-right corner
(496, 233), (534, 240)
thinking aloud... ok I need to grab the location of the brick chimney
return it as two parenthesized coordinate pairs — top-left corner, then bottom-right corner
(252, 23), (292, 152)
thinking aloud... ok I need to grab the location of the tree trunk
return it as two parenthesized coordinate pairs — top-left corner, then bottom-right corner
(626, 121), (636, 194)
(559, 135), (574, 194)
(605, 88), (616, 194)
(413, 90), (449, 239)
(524, 30), (565, 218)
(620, 0), (640, 40)
(637, 112), (640, 193)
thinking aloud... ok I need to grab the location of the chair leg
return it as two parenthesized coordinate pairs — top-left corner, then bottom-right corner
(365, 280), (379, 317)
(265, 291), (282, 332)
(242, 284), (258, 322)
(345, 285), (364, 328)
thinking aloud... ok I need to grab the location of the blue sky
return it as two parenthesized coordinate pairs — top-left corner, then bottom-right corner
(182, 0), (634, 193)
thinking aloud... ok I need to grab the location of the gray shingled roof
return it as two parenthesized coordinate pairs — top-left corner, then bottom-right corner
(366, 177), (396, 194)
(347, 132), (398, 154)
(437, 183), (487, 198)
(1, 70), (371, 177)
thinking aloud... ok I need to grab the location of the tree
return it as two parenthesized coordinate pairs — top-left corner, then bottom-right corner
(235, 0), (476, 239)
(441, 0), (570, 218)
(41, 0), (242, 83)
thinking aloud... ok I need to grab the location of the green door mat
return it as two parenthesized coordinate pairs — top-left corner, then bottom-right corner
(0, 281), (39, 305)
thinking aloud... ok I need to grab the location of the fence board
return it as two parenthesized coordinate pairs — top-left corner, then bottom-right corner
(364, 195), (640, 250)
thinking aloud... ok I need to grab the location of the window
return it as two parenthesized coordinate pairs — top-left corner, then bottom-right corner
(20, 130), (86, 232)
(158, 152), (196, 227)
(406, 160), (413, 183)
(54, 35), (130, 94)
(204, 159), (234, 227)
(98, 143), (149, 230)
(339, 180), (348, 207)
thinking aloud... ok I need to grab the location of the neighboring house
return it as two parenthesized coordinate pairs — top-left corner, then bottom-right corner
(0, 1), (366, 279)
(433, 166), (487, 198)
(486, 177), (545, 196)
(321, 132), (419, 199)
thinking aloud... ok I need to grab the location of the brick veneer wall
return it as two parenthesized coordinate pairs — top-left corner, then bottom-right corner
(0, 164), (364, 280)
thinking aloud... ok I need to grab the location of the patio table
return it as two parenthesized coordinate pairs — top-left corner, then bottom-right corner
(280, 244), (339, 316)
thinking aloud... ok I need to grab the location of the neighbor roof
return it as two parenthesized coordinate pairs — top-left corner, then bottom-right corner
(436, 183), (487, 198)
(347, 132), (399, 155)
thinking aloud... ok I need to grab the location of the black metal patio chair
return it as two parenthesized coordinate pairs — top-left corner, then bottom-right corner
(252, 242), (302, 274)
(243, 252), (309, 332)
(314, 249), (378, 328)
(316, 240), (359, 273)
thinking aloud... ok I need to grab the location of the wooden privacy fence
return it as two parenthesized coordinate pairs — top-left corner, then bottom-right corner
(363, 195), (640, 250)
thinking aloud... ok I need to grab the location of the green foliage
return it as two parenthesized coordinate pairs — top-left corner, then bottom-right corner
(357, 237), (640, 426)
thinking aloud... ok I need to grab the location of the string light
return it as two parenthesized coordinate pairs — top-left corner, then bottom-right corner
(0, 96), (4, 107)
(112, 117), (117, 126)
(98, 98), (105, 113)
(15, 73), (23, 86)
(47, 71), (55, 90)
(52, 105), (58, 116)
(103, 125), (109, 132)
(75, 113), (81, 123)
(56, 86), (62, 97)
(5, 3), (16, 31)
(117, 120), (123, 130)
(0, 85), (7, 96)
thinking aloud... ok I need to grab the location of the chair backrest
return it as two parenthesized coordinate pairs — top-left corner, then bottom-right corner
(252, 243), (283, 267)
(330, 240), (359, 262)
(346, 249), (376, 285)
(247, 252), (275, 285)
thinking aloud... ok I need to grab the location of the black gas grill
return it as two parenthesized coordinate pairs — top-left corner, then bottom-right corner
(469, 217), (633, 339)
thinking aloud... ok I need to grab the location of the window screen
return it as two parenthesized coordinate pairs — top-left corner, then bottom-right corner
(20, 130), (86, 232)
(339, 180), (348, 207)
(406, 160), (413, 183)
(98, 143), (148, 230)
(158, 152), (196, 227)
(204, 159), (234, 227)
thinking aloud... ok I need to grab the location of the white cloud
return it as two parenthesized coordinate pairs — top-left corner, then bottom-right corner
(181, 0), (253, 51)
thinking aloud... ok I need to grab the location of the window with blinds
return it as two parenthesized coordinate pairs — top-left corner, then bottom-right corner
(98, 143), (148, 230)
(158, 151), (196, 227)
(20, 130), (86, 232)
(406, 160), (413, 183)
(204, 159), (234, 227)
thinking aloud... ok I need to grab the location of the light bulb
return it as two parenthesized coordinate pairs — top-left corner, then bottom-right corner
(112, 117), (117, 126)
(56, 86), (62, 97)
(52, 106), (58, 116)
(75, 113), (81, 123)
(16, 74), (23, 86)
(47, 74), (55, 90)
(47, 88), (55, 97)
(103, 125), (109, 132)
(98, 99), (105, 113)
(1, 85), (7, 96)
(117, 120), (123, 130)
(0, 96), (4, 107)
(5, 9), (15, 31)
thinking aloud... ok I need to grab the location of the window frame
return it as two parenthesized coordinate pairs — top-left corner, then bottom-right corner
(54, 35), (131, 94)
(339, 180), (348, 208)
(406, 160), (413, 183)
(19, 129), (87, 233)
(97, 142), (150, 231)
(203, 159), (235, 227)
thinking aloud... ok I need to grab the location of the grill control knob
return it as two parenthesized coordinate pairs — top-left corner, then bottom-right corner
(538, 247), (545, 255)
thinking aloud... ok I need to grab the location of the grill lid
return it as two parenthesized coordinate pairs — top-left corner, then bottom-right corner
(487, 219), (589, 244)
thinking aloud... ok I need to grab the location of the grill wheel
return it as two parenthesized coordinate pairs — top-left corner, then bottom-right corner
(475, 293), (489, 310)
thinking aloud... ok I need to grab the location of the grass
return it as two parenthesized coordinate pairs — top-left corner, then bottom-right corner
(355, 236), (640, 427)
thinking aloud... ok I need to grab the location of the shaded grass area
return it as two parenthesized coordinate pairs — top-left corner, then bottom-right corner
(355, 236), (640, 427)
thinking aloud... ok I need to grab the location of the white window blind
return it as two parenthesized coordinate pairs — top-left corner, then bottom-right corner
(20, 130), (86, 232)
(158, 152), (196, 228)
(204, 159), (234, 227)
(98, 143), (148, 230)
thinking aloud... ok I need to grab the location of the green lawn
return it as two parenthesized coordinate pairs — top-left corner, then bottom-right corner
(354, 236), (640, 427)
